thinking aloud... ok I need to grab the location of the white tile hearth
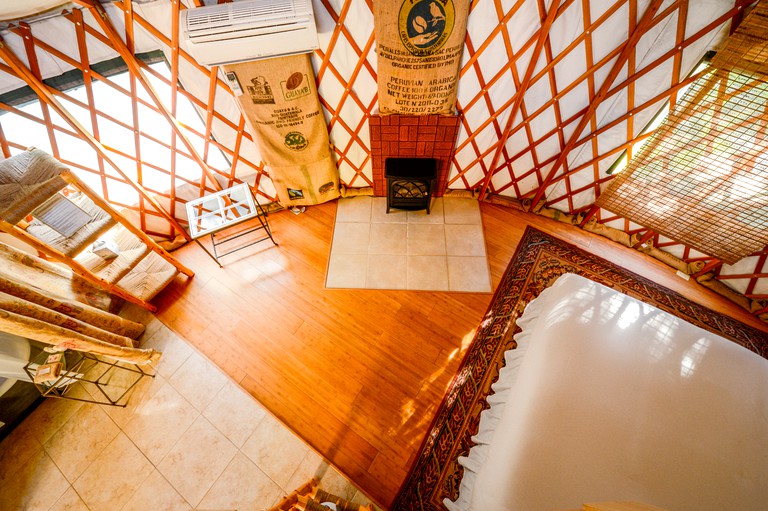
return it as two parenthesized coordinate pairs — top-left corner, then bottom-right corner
(326, 196), (492, 292)
(408, 223), (446, 255)
(326, 252), (368, 288)
(369, 223), (407, 254)
(443, 196), (482, 224)
(448, 255), (493, 292)
(336, 195), (374, 223)
(445, 224), (487, 256)
(407, 255), (449, 291)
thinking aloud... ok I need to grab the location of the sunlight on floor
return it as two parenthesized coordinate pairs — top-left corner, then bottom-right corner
(0, 305), (377, 510)
(393, 327), (478, 442)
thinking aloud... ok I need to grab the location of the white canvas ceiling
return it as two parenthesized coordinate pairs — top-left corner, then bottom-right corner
(0, 0), (70, 21)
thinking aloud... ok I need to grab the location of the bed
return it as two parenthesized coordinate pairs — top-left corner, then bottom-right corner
(443, 273), (768, 511)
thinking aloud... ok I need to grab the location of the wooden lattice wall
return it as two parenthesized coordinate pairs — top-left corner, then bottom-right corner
(0, 0), (764, 314)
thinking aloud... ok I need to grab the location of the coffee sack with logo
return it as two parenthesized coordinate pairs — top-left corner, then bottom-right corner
(224, 54), (339, 206)
(374, 0), (470, 115)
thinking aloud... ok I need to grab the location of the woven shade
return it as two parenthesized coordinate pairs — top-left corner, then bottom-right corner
(711, 2), (768, 78)
(597, 6), (768, 265)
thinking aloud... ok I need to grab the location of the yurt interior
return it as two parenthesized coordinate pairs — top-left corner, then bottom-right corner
(0, 1), (767, 510)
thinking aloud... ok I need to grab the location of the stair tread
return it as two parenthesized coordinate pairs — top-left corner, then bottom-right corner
(75, 224), (152, 284)
(116, 251), (179, 302)
(26, 192), (116, 257)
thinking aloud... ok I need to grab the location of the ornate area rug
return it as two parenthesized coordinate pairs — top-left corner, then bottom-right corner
(392, 226), (768, 510)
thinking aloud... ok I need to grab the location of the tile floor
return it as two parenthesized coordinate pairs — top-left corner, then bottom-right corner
(0, 307), (377, 511)
(326, 196), (492, 292)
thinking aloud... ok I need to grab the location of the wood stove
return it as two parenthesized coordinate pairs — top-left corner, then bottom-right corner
(385, 157), (437, 214)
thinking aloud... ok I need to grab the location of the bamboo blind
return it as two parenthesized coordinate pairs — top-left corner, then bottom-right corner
(596, 4), (768, 265)
(711, 2), (768, 76)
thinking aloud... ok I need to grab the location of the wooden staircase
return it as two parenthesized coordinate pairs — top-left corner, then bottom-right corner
(0, 148), (193, 311)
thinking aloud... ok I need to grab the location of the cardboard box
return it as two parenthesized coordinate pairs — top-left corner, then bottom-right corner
(91, 239), (120, 259)
(34, 362), (62, 384)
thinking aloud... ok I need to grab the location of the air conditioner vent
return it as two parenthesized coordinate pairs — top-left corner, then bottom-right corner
(180, 0), (318, 66)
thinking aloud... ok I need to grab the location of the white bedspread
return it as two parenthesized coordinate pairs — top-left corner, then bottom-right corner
(445, 273), (768, 511)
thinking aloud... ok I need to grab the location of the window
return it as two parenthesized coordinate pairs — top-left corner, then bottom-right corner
(597, 54), (768, 264)
(0, 57), (229, 212)
(606, 55), (713, 176)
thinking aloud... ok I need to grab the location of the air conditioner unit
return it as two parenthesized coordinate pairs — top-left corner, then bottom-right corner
(180, 0), (319, 66)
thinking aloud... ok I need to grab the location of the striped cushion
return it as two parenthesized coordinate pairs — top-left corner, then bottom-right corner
(0, 148), (68, 224)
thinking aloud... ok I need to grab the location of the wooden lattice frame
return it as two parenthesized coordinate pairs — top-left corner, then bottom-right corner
(448, 0), (765, 315)
(0, 0), (764, 315)
(0, 0), (271, 240)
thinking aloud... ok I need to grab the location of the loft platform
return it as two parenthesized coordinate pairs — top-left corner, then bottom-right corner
(0, 148), (193, 311)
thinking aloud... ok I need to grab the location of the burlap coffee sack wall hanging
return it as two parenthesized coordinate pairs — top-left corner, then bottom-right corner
(224, 54), (340, 206)
(374, 0), (470, 115)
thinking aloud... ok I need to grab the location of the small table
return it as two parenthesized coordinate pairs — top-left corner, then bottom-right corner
(185, 183), (277, 267)
(23, 350), (154, 407)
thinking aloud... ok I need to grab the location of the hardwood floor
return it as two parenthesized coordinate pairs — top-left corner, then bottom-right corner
(152, 200), (767, 508)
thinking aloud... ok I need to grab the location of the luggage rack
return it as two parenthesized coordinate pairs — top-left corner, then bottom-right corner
(185, 182), (277, 267)
(24, 350), (154, 407)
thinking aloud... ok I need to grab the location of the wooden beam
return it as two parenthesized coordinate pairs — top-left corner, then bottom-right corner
(744, 252), (768, 297)
(227, 115), (246, 189)
(4, 24), (228, 181)
(120, 0), (149, 233)
(528, 0), (665, 210)
(168, 0), (182, 217)
(501, 0), (748, 168)
(315, 0), (361, 83)
(200, 63), (219, 195)
(0, 34), (192, 242)
(632, 230), (656, 249)
(69, 10), (111, 210)
(18, 24), (60, 160)
(454, 0), (609, 157)
(0, 123), (10, 158)
(578, 205), (600, 227)
(539, 0), (572, 209)
(718, 272), (768, 280)
(71, 0), (224, 192)
(56, 2), (263, 173)
(540, 68), (708, 196)
(478, 0), (563, 200)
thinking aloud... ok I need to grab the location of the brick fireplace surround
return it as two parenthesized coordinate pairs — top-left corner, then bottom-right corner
(369, 114), (460, 197)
